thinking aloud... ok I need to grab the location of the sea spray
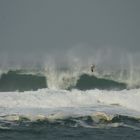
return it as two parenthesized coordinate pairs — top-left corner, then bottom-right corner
(44, 64), (82, 89)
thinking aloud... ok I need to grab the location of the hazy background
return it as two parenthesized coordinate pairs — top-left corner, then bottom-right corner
(0, 0), (140, 70)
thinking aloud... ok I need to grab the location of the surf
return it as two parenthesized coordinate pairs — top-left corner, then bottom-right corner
(0, 88), (140, 129)
(0, 68), (137, 91)
(0, 88), (140, 114)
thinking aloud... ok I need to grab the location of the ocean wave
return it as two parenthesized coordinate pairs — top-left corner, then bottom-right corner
(73, 74), (126, 90)
(0, 88), (140, 114)
(0, 88), (140, 129)
(0, 70), (128, 91)
(0, 70), (47, 91)
(0, 112), (140, 130)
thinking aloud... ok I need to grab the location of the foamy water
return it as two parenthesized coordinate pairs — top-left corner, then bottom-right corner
(0, 88), (140, 120)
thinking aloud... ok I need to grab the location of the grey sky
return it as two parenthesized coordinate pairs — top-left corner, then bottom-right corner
(0, 0), (140, 68)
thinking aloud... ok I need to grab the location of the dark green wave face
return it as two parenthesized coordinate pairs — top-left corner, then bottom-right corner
(0, 70), (128, 91)
(0, 71), (47, 91)
(73, 74), (127, 90)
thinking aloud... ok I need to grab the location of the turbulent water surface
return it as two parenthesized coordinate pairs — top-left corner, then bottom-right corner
(0, 70), (140, 140)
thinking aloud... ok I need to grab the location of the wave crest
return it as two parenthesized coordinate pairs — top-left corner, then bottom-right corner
(0, 112), (140, 130)
(0, 70), (128, 91)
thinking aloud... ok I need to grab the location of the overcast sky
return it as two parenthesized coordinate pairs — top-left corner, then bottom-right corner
(0, 0), (140, 69)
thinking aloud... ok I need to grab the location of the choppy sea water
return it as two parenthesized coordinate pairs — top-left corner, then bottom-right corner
(0, 70), (140, 140)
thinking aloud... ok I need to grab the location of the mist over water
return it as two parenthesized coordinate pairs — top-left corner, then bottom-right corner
(0, 1), (140, 139)
(0, 44), (140, 89)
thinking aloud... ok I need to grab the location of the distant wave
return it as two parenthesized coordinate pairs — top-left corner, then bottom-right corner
(0, 70), (47, 91)
(0, 70), (128, 91)
(72, 74), (127, 90)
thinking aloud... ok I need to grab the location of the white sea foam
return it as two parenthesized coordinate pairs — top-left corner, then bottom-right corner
(0, 88), (140, 119)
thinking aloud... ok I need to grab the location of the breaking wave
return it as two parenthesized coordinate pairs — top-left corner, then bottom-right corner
(0, 70), (47, 91)
(0, 69), (130, 91)
(73, 74), (126, 90)
(0, 113), (140, 130)
(0, 87), (140, 129)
